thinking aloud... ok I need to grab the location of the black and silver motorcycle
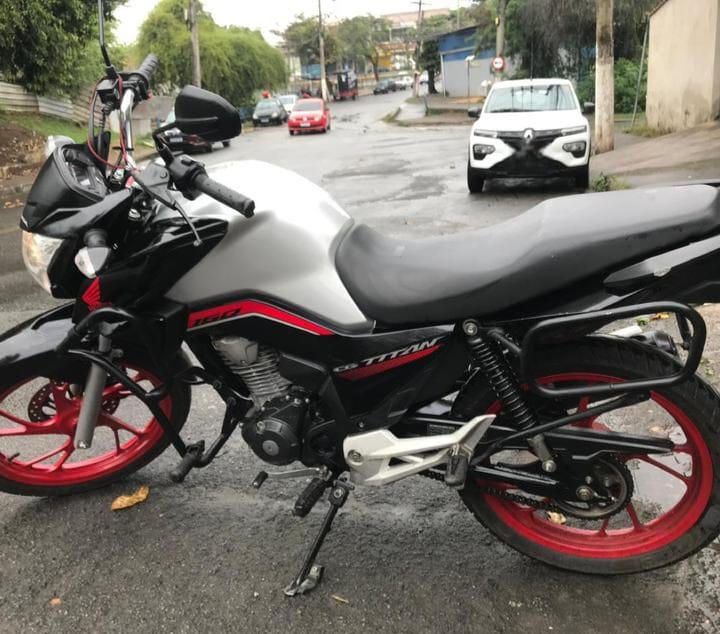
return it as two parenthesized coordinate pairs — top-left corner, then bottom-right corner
(2, 1), (720, 595)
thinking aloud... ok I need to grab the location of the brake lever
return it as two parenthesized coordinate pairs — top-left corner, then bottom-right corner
(131, 163), (203, 247)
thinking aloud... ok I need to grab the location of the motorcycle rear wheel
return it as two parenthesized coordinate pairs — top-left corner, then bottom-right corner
(455, 337), (720, 574)
(0, 353), (190, 496)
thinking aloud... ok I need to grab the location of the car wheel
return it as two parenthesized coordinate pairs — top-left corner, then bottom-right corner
(467, 161), (485, 194)
(575, 163), (590, 190)
(222, 141), (230, 148)
(289, 130), (295, 136)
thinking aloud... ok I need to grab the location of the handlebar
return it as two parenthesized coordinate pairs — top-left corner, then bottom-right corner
(192, 172), (255, 218)
(137, 53), (159, 81)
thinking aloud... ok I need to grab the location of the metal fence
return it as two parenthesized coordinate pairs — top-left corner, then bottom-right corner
(0, 81), (93, 125)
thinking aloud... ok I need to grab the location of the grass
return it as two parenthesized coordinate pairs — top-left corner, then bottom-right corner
(623, 125), (668, 138)
(590, 173), (631, 192)
(382, 107), (401, 124)
(0, 110), (86, 142)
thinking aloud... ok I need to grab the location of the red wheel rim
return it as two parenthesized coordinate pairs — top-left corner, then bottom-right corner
(0, 366), (172, 488)
(479, 373), (714, 559)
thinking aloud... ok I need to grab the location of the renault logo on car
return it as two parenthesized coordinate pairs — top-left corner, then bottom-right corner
(523, 128), (535, 144)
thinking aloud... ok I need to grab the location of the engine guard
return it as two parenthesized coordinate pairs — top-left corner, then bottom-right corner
(0, 303), (90, 385)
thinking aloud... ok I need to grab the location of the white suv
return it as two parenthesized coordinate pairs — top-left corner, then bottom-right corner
(467, 78), (590, 193)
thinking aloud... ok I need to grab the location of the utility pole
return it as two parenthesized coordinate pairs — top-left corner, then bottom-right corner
(188, 0), (201, 87)
(412, 0), (426, 97)
(595, 0), (615, 153)
(495, 0), (507, 58)
(318, 0), (328, 101)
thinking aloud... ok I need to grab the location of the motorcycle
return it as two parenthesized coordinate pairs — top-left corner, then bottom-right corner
(2, 0), (720, 596)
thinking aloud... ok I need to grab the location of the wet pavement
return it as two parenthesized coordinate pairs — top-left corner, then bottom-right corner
(1, 91), (719, 633)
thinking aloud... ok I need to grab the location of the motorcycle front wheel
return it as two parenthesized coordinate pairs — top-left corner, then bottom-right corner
(455, 337), (720, 574)
(0, 353), (190, 496)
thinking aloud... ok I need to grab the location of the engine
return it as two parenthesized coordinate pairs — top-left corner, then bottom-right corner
(212, 336), (305, 465)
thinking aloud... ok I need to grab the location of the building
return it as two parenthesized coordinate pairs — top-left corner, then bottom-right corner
(646, 0), (720, 131)
(383, 9), (451, 41)
(437, 26), (505, 97)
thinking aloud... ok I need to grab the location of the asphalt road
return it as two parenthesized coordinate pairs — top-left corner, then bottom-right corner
(1, 91), (719, 634)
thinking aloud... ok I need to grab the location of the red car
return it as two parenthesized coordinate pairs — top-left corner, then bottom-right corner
(288, 98), (331, 135)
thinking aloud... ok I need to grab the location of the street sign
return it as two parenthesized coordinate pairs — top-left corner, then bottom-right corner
(491, 56), (506, 73)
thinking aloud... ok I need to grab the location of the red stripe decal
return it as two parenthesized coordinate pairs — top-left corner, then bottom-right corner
(337, 345), (441, 380)
(187, 300), (334, 335)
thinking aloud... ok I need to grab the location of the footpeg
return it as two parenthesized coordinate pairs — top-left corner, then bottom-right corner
(444, 448), (469, 488)
(293, 477), (329, 517)
(170, 441), (205, 483)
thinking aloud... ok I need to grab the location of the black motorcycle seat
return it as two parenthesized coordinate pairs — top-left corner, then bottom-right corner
(336, 185), (720, 325)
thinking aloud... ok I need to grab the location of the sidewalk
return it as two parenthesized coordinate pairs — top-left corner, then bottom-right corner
(590, 120), (720, 184)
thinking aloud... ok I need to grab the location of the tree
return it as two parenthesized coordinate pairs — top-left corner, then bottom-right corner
(336, 16), (391, 80)
(595, 0), (614, 153)
(281, 14), (339, 68)
(0, 0), (126, 95)
(137, 0), (286, 106)
(489, 0), (655, 80)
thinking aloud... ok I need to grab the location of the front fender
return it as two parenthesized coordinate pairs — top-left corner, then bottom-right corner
(0, 303), (89, 386)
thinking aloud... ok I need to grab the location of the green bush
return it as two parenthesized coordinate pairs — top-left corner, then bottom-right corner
(577, 58), (646, 114)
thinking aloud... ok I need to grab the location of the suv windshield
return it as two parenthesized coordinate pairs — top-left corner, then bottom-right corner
(485, 84), (576, 113)
(279, 96), (295, 105)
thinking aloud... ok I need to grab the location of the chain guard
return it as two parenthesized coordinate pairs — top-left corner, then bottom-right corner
(422, 456), (634, 520)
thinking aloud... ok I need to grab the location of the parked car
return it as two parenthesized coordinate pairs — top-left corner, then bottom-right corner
(373, 79), (397, 94)
(159, 110), (230, 153)
(467, 78), (591, 193)
(252, 98), (287, 126)
(288, 98), (331, 135)
(278, 94), (297, 115)
(395, 75), (413, 90)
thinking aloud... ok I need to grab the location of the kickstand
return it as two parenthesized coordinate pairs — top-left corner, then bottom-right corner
(283, 479), (351, 597)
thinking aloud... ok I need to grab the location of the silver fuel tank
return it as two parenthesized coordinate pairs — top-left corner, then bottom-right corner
(163, 160), (373, 333)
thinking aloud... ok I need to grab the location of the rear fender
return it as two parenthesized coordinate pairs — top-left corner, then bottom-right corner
(0, 303), (89, 386)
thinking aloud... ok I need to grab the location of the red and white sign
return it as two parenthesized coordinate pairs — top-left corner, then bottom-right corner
(491, 56), (506, 72)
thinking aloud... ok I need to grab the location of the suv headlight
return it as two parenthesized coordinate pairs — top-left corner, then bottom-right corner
(561, 125), (587, 136)
(21, 231), (63, 293)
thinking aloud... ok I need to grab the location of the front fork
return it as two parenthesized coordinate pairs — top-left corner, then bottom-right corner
(73, 329), (112, 449)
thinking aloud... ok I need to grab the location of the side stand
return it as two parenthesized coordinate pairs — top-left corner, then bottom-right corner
(283, 479), (351, 597)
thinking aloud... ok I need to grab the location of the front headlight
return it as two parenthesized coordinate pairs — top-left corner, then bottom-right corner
(473, 129), (498, 138)
(21, 231), (64, 293)
(271, 112), (278, 118)
(561, 125), (587, 136)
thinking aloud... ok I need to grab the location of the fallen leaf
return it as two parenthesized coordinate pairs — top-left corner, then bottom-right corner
(49, 597), (61, 607)
(651, 312), (670, 321)
(111, 485), (150, 511)
(331, 594), (350, 604)
(546, 512), (566, 525)
(636, 316), (650, 326)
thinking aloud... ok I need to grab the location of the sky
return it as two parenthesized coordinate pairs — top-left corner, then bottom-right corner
(114, 0), (474, 45)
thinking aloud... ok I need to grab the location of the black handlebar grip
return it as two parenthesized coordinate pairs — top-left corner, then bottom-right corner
(193, 172), (255, 218)
(137, 53), (159, 82)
